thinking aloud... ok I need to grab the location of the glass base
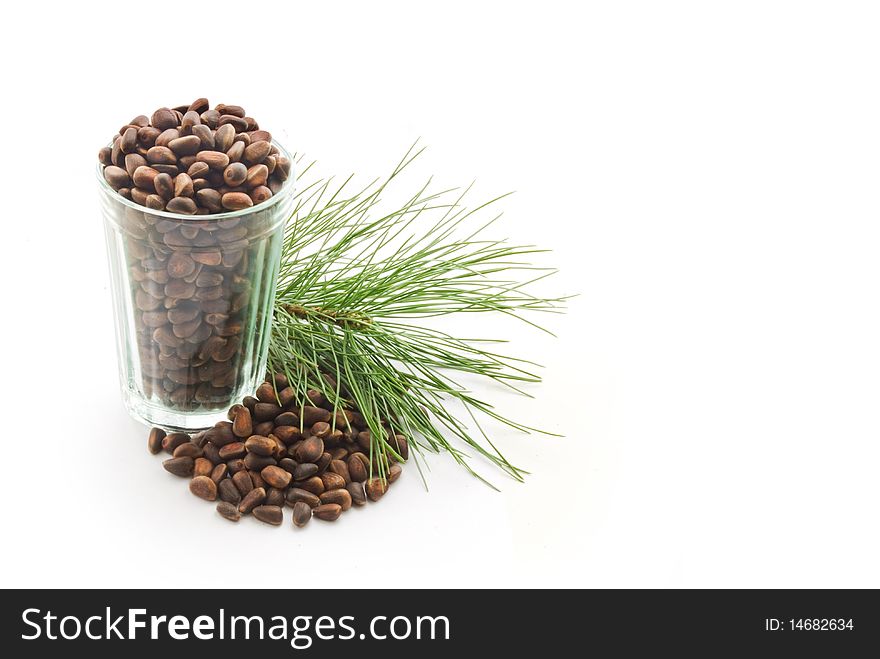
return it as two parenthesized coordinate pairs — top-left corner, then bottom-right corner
(122, 388), (228, 433)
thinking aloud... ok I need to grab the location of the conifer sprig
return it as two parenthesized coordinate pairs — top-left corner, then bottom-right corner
(269, 144), (567, 485)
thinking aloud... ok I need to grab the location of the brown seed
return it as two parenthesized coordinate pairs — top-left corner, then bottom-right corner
(273, 426), (302, 444)
(226, 405), (251, 436)
(173, 442), (203, 458)
(223, 162), (247, 187)
(203, 443), (222, 465)
(188, 125), (213, 151)
(301, 406), (331, 426)
(221, 192), (252, 211)
(320, 487), (352, 511)
(346, 482), (367, 507)
(98, 146), (113, 166)
(320, 472), (346, 492)
(103, 165), (131, 190)
(249, 470), (266, 490)
(328, 459), (351, 484)
(218, 479), (241, 504)
(205, 422), (236, 447)
(278, 387), (298, 408)
(146, 145), (177, 165)
(390, 435), (410, 461)
(197, 272), (225, 289)
(167, 252), (196, 278)
(119, 126), (138, 153)
(274, 156), (292, 180)
(192, 249), (222, 265)
(218, 442), (246, 460)
(286, 488), (320, 508)
(166, 197), (197, 215)
(268, 434), (286, 458)
(162, 456), (194, 477)
(195, 188), (223, 213)
(365, 478), (388, 501)
(278, 457), (298, 474)
(210, 463), (228, 483)
(245, 435), (278, 469)
(188, 161), (211, 179)
(193, 457), (214, 477)
(162, 432), (190, 454)
(311, 422), (331, 439)
(138, 125), (161, 147)
(154, 128), (180, 148)
(132, 165), (159, 191)
(151, 107), (178, 130)
(250, 185), (273, 204)
(197, 150), (230, 170)
(226, 140), (245, 163)
(253, 402), (282, 422)
(329, 447), (349, 461)
(244, 453), (276, 473)
(216, 501), (241, 522)
(124, 153), (147, 177)
(232, 470), (253, 496)
(188, 97), (209, 114)
(238, 487), (266, 514)
(292, 501), (312, 527)
(296, 476), (325, 496)
(216, 103), (246, 118)
(251, 130), (273, 143)
(147, 427), (166, 454)
(165, 279), (196, 300)
(315, 452), (332, 474)
(274, 412), (298, 428)
(313, 503), (342, 521)
(154, 172), (174, 200)
(181, 110), (201, 133)
(168, 134), (201, 156)
(347, 454), (368, 482)
(255, 381), (277, 403)
(356, 431), (372, 452)
(388, 463), (403, 483)
(190, 475), (217, 501)
(173, 173), (194, 198)
(261, 465), (292, 489)
(293, 463), (318, 480)
(243, 140), (271, 165)
(214, 123), (235, 152)
(145, 194), (165, 210)
(152, 163), (180, 176)
(252, 505), (283, 526)
(265, 487), (285, 507)
(295, 436), (324, 463)
(219, 114), (248, 132)
(201, 109), (221, 128)
(226, 458), (246, 473)
(245, 164), (269, 188)
(244, 435), (275, 458)
(110, 137), (123, 167)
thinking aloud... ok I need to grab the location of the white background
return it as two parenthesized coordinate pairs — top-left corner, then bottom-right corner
(1, 0), (878, 589)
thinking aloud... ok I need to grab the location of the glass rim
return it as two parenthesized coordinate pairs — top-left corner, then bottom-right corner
(96, 138), (296, 222)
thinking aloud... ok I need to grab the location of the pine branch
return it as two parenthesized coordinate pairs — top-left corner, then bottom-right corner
(269, 143), (568, 485)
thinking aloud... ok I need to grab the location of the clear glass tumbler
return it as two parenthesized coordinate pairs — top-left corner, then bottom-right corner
(99, 143), (294, 431)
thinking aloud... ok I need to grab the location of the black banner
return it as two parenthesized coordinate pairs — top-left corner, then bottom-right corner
(0, 589), (875, 655)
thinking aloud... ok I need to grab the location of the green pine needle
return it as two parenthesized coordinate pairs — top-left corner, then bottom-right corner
(268, 142), (568, 486)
